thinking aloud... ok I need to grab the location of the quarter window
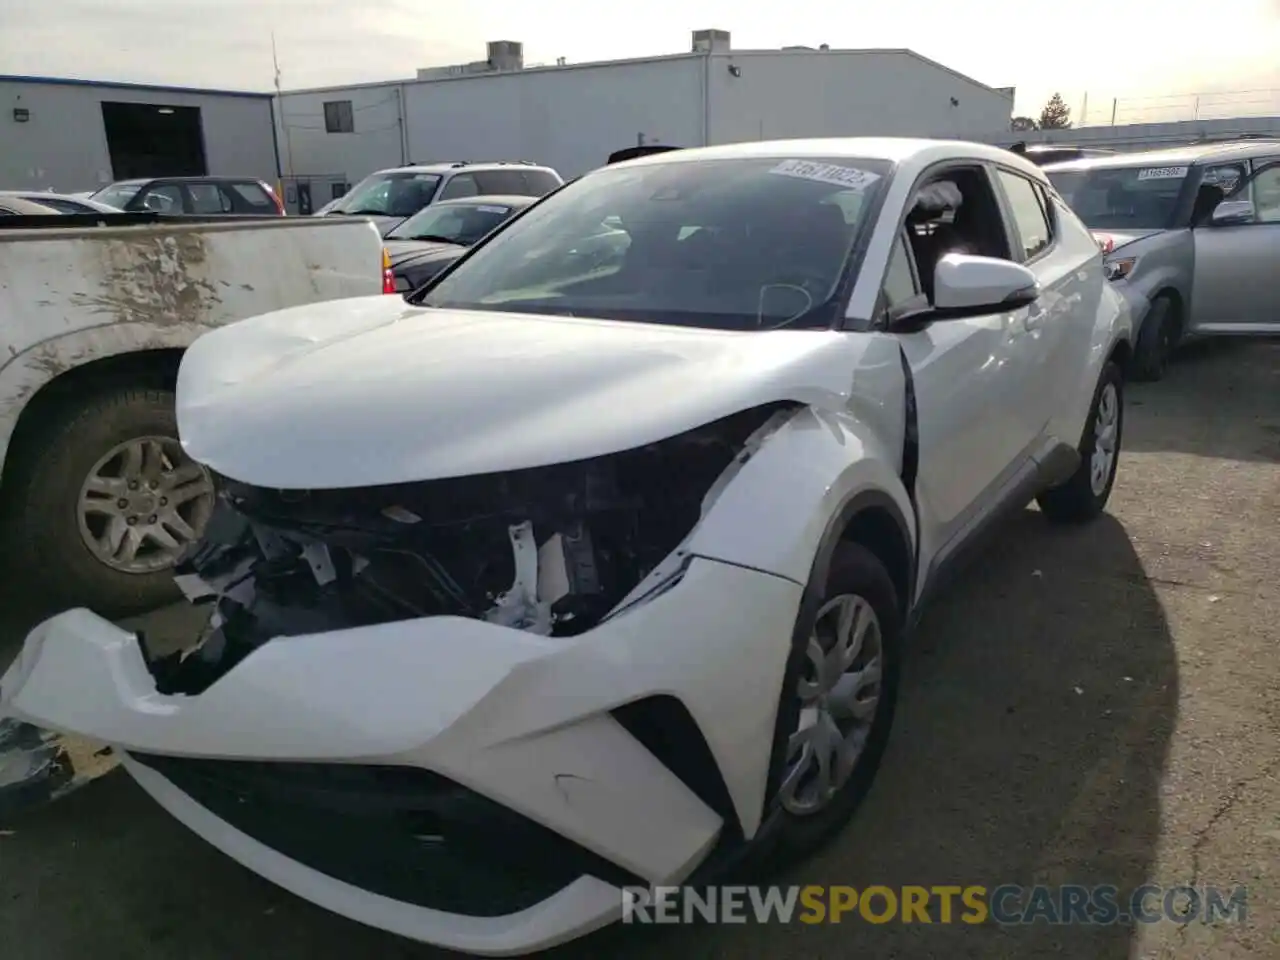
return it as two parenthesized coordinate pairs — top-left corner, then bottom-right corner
(997, 170), (1052, 261)
(883, 232), (920, 310)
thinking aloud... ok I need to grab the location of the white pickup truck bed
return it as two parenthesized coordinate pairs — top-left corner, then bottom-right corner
(0, 214), (388, 615)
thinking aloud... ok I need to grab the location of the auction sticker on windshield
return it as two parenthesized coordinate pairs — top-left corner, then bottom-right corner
(1136, 166), (1189, 181)
(770, 160), (881, 191)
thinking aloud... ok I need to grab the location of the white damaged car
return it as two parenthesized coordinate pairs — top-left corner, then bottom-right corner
(1, 139), (1132, 955)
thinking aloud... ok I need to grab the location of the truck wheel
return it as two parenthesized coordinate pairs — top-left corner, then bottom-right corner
(4, 386), (215, 618)
(1131, 295), (1179, 382)
(1038, 361), (1123, 524)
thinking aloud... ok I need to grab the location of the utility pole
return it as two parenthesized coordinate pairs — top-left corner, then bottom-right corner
(272, 32), (296, 189)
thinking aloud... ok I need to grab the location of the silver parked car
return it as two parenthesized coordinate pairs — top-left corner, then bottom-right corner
(1045, 141), (1280, 380)
(0, 190), (121, 214)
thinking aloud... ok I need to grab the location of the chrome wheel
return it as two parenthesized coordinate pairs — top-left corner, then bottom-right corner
(779, 593), (884, 817)
(77, 436), (215, 574)
(1090, 382), (1119, 497)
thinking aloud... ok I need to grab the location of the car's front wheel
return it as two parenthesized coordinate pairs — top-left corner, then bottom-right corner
(1037, 360), (1124, 524)
(761, 541), (902, 864)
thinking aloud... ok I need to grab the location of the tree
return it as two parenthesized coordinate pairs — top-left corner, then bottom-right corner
(1011, 116), (1039, 132)
(1038, 93), (1072, 130)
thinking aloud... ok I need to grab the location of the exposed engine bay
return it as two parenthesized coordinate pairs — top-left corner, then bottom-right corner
(149, 404), (797, 695)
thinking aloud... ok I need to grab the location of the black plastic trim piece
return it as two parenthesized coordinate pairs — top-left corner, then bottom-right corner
(611, 695), (740, 836)
(127, 753), (644, 917)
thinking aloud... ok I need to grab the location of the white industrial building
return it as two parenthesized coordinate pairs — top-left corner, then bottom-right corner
(274, 29), (1016, 210)
(0, 75), (279, 193)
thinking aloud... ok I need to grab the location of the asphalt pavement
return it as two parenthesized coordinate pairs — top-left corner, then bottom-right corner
(0, 338), (1276, 960)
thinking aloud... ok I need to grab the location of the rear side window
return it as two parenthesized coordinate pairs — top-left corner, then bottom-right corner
(439, 174), (480, 200)
(997, 170), (1053, 261)
(188, 183), (232, 213)
(475, 169), (562, 196)
(227, 182), (277, 212)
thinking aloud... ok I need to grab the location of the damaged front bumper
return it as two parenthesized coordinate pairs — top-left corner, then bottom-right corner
(0, 555), (803, 955)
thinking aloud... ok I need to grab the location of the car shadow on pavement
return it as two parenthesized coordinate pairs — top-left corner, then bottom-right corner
(0, 509), (1179, 960)
(1125, 337), (1280, 464)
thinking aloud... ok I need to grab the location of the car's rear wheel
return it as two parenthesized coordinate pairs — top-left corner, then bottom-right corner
(1037, 361), (1123, 524)
(761, 541), (901, 864)
(1131, 294), (1179, 382)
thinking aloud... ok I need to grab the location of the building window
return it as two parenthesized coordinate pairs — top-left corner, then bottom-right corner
(323, 101), (354, 133)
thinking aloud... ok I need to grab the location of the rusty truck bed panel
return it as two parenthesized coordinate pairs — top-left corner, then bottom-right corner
(0, 216), (385, 467)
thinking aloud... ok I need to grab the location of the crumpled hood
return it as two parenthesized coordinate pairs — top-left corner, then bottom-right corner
(176, 297), (885, 489)
(1093, 229), (1162, 254)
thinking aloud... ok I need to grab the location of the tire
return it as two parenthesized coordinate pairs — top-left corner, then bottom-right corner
(759, 541), (902, 866)
(2, 386), (214, 618)
(1037, 361), (1123, 525)
(1131, 295), (1179, 382)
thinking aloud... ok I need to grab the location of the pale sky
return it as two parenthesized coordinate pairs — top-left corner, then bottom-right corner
(3, 0), (1280, 123)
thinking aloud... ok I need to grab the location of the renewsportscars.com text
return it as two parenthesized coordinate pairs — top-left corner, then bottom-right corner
(621, 884), (1248, 926)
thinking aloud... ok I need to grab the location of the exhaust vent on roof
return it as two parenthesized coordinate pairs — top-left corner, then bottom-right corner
(692, 29), (731, 53)
(486, 40), (524, 71)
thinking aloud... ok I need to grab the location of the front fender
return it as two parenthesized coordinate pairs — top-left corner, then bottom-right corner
(687, 405), (916, 587)
(1059, 280), (1133, 446)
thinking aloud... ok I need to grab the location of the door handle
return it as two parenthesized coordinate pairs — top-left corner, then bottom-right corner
(1023, 305), (1048, 331)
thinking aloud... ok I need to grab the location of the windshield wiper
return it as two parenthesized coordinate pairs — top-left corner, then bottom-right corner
(337, 208), (393, 217)
(401, 234), (464, 245)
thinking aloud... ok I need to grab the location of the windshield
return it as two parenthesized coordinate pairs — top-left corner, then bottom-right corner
(334, 172), (441, 217)
(419, 156), (890, 330)
(387, 200), (517, 243)
(1047, 164), (1190, 231)
(89, 183), (139, 208)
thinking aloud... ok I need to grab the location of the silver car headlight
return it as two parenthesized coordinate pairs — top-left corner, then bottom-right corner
(1104, 256), (1138, 282)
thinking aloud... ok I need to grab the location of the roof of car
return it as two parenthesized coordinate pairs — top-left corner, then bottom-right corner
(374, 162), (558, 176)
(1042, 139), (1280, 172)
(432, 194), (537, 209)
(0, 196), (61, 215)
(103, 176), (264, 186)
(597, 137), (1049, 179)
